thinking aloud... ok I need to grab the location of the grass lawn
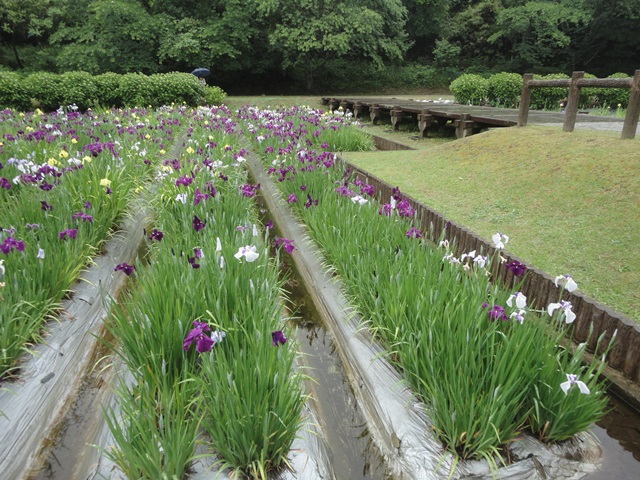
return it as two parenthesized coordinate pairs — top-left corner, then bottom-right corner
(223, 95), (639, 322)
(343, 126), (640, 322)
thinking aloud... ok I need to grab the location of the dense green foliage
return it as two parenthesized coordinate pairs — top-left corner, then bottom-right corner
(0, 71), (209, 110)
(1, 0), (638, 93)
(450, 70), (632, 109)
(449, 73), (489, 104)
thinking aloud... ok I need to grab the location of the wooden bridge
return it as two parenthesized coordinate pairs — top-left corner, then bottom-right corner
(322, 97), (626, 139)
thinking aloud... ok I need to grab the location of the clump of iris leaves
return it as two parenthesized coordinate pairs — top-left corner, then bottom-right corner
(238, 104), (613, 470)
(102, 106), (305, 479)
(0, 106), (172, 381)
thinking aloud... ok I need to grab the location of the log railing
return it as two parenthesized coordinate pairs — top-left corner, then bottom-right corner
(518, 70), (640, 139)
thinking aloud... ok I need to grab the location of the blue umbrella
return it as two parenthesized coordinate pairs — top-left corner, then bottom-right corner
(191, 68), (211, 78)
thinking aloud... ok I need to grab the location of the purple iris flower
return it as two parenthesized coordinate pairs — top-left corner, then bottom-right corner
(193, 215), (206, 232)
(272, 330), (287, 347)
(482, 303), (509, 322)
(105, 187), (112, 194)
(406, 227), (422, 239)
(114, 262), (135, 276)
(58, 228), (78, 240)
(0, 177), (10, 189)
(188, 257), (200, 269)
(275, 237), (295, 254)
(83, 201), (92, 209)
(39, 183), (53, 191)
(40, 201), (53, 211)
(183, 321), (214, 353)
(378, 204), (392, 216)
(193, 187), (209, 205)
(396, 199), (416, 218)
(175, 175), (193, 187)
(240, 183), (260, 198)
(287, 194), (297, 203)
(72, 211), (93, 223)
(265, 220), (273, 229)
(300, 184), (307, 191)
(506, 261), (526, 276)
(0, 236), (25, 254)
(360, 184), (375, 197)
(148, 229), (163, 241)
(304, 194), (318, 209)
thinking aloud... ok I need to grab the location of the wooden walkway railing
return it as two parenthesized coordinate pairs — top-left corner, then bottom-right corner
(518, 70), (640, 139)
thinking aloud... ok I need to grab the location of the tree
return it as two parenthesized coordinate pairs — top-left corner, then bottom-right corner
(578, 0), (640, 75)
(258, 0), (410, 90)
(50, 0), (164, 74)
(488, 1), (590, 71)
(0, 0), (54, 68)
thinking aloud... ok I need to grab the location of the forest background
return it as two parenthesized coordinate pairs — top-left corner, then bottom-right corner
(1, 0), (639, 94)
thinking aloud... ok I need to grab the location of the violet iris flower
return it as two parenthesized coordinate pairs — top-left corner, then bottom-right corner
(482, 303), (509, 321)
(183, 321), (213, 353)
(272, 330), (287, 347)
(192, 215), (206, 232)
(506, 260), (526, 276)
(406, 227), (422, 239)
(148, 229), (164, 241)
(114, 262), (135, 276)
(40, 201), (53, 211)
(275, 237), (295, 254)
(58, 228), (78, 240)
(72, 211), (93, 223)
(0, 236), (25, 254)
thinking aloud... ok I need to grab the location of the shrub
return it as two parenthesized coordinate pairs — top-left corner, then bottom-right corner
(203, 85), (227, 106)
(449, 73), (489, 105)
(0, 72), (31, 110)
(94, 72), (122, 108)
(578, 73), (601, 109)
(24, 72), (65, 111)
(117, 73), (152, 108)
(149, 73), (204, 107)
(600, 73), (631, 109)
(60, 71), (97, 111)
(487, 72), (522, 108)
(530, 73), (569, 110)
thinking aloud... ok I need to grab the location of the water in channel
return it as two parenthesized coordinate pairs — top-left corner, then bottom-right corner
(285, 271), (390, 480)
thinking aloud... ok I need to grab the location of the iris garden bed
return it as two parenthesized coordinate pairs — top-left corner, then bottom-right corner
(0, 102), (618, 479)
(238, 105), (613, 474)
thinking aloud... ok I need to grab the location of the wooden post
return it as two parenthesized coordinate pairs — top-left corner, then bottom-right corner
(390, 106), (403, 130)
(563, 71), (584, 132)
(455, 113), (474, 138)
(418, 110), (433, 138)
(353, 101), (363, 119)
(370, 104), (380, 125)
(622, 70), (640, 140)
(518, 74), (534, 126)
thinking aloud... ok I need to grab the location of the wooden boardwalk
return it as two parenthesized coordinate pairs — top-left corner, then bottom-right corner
(322, 97), (625, 138)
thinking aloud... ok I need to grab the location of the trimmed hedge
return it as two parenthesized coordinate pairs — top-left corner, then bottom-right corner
(0, 71), (222, 111)
(487, 72), (522, 108)
(451, 71), (632, 110)
(449, 73), (489, 105)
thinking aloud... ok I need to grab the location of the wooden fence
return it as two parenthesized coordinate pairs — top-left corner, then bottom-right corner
(518, 70), (640, 139)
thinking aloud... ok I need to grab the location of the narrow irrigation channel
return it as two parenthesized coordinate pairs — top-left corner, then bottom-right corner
(284, 262), (389, 480)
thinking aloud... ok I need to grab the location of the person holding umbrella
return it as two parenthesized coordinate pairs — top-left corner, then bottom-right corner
(191, 68), (211, 86)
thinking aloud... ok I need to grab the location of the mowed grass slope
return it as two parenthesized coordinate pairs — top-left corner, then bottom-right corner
(343, 126), (640, 322)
